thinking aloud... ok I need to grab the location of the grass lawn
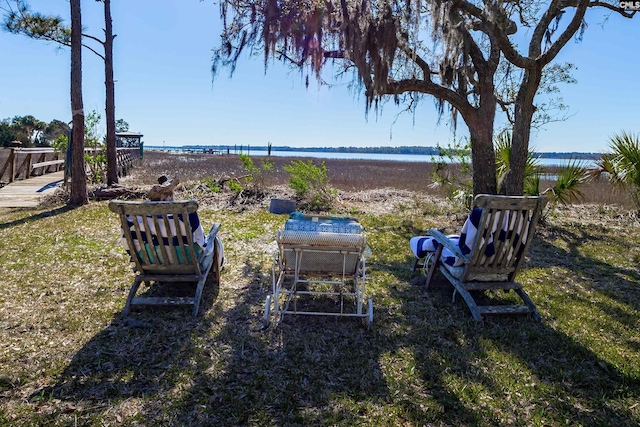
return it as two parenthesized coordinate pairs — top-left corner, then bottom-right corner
(0, 169), (639, 426)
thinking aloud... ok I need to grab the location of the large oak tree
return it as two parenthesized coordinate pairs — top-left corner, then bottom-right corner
(212, 0), (635, 195)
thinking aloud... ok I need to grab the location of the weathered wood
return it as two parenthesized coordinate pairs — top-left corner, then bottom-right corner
(110, 199), (222, 317)
(477, 305), (533, 315)
(13, 148), (58, 155)
(424, 194), (547, 322)
(32, 159), (65, 171)
(89, 185), (145, 200)
(131, 296), (196, 306)
(0, 171), (64, 207)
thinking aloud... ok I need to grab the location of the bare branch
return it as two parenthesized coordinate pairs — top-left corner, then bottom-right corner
(589, 1), (637, 18)
(540, 0), (590, 64)
(81, 31), (105, 46)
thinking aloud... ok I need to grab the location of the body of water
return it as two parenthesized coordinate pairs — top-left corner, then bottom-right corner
(147, 147), (598, 168)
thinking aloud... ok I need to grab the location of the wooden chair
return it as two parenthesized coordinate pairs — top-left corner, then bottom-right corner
(420, 195), (547, 321)
(109, 200), (222, 317)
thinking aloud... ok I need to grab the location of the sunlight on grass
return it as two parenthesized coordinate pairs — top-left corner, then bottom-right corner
(1, 195), (639, 425)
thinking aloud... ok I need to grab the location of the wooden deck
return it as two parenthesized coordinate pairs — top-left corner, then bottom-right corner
(0, 171), (64, 208)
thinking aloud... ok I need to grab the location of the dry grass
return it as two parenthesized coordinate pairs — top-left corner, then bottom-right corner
(0, 152), (639, 426)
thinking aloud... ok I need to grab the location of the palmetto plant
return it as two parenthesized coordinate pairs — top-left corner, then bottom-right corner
(543, 159), (589, 207)
(495, 130), (588, 214)
(590, 131), (640, 210)
(495, 130), (542, 192)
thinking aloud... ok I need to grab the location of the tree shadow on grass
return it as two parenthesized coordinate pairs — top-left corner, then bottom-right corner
(28, 252), (393, 425)
(166, 257), (392, 425)
(28, 267), (222, 425)
(0, 205), (73, 230)
(377, 226), (640, 427)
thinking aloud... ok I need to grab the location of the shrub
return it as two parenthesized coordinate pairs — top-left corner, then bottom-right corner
(51, 134), (68, 154)
(201, 177), (221, 193)
(283, 159), (337, 211)
(227, 180), (243, 194)
(238, 154), (274, 195)
(429, 138), (473, 208)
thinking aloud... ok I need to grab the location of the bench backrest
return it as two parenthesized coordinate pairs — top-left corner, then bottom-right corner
(109, 200), (202, 276)
(461, 195), (547, 282)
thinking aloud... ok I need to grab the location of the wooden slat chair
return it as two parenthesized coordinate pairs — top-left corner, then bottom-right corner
(109, 200), (222, 317)
(418, 195), (547, 321)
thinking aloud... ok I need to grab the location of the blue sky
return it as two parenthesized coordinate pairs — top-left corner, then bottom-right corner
(0, 0), (637, 153)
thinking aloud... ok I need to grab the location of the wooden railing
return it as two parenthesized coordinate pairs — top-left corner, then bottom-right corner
(0, 146), (142, 184)
(0, 148), (64, 183)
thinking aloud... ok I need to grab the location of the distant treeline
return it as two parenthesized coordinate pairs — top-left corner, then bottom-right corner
(179, 144), (600, 158)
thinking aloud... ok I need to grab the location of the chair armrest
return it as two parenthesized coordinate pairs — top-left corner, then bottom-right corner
(427, 229), (472, 264)
(207, 223), (221, 241)
(198, 223), (221, 261)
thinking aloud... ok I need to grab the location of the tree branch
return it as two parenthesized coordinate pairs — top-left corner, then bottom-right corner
(530, 0), (564, 57)
(540, 0), (590, 65)
(496, 97), (515, 124)
(454, 0), (534, 69)
(397, 40), (433, 79)
(385, 78), (477, 120)
(589, 1), (637, 18)
(81, 31), (105, 46)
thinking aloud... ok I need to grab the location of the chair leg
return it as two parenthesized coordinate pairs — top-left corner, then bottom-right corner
(424, 246), (443, 290)
(213, 246), (221, 286)
(411, 257), (420, 272)
(451, 283), (483, 322)
(123, 278), (143, 316)
(192, 277), (206, 317)
(515, 288), (542, 321)
(192, 246), (218, 317)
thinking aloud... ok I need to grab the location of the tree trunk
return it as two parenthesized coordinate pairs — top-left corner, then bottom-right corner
(104, 0), (118, 185)
(465, 77), (498, 196)
(468, 120), (497, 196)
(501, 66), (542, 196)
(69, 0), (87, 207)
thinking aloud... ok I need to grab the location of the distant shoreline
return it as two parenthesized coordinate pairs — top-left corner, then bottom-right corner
(145, 145), (600, 160)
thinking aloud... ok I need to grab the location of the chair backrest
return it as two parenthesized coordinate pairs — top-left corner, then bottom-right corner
(461, 194), (547, 282)
(108, 200), (202, 276)
(276, 230), (366, 275)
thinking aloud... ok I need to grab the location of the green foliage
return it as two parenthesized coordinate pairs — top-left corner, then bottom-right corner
(3, 1), (70, 45)
(6, 115), (46, 147)
(0, 119), (17, 147)
(83, 110), (105, 183)
(51, 134), (68, 154)
(237, 153), (274, 194)
(0, 116), (69, 147)
(84, 153), (106, 184)
(430, 139), (473, 208)
(201, 177), (221, 193)
(543, 159), (588, 208)
(115, 119), (129, 133)
(227, 180), (242, 194)
(42, 119), (69, 146)
(84, 110), (102, 148)
(432, 131), (588, 215)
(592, 131), (640, 210)
(495, 130), (588, 216)
(283, 159), (337, 211)
(494, 130), (542, 187)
